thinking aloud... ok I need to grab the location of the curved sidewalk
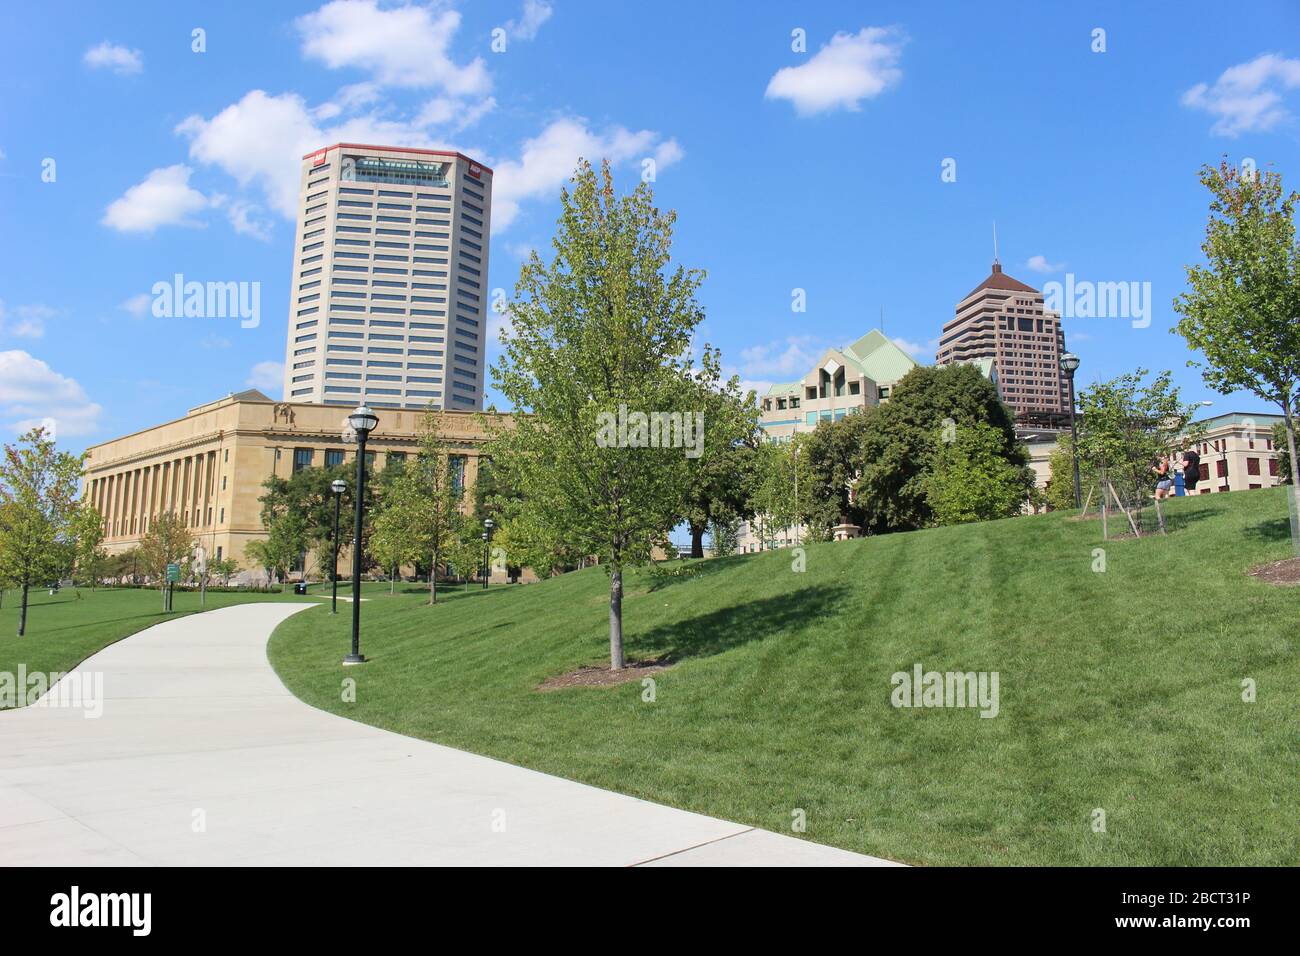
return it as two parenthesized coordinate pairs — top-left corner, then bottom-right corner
(0, 603), (898, 867)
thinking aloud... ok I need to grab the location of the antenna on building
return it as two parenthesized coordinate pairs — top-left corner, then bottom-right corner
(880, 305), (885, 335)
(992, 220), (1000, 266)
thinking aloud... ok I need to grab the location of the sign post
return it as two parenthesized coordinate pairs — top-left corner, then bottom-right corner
(165, 563), (180, 612)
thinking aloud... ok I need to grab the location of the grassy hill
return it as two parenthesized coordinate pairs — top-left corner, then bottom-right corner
(267, 488), (1287, 864)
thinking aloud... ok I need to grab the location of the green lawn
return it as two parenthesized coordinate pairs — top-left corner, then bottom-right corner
(0, 584), (324, 689)
(267, 488), (1299, 866)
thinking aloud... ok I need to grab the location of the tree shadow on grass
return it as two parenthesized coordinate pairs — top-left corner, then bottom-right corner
(1243, 517), (1296, 545)
(628, 583), (852, 663)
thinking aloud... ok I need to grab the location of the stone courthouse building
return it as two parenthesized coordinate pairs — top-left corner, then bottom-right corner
(83, 389), (501, 578)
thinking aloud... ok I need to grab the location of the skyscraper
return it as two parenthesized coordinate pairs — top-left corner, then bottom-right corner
(282, 143), (493, 411)
(936, 261), (1069, 423)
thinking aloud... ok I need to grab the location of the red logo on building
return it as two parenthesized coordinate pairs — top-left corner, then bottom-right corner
(467, 162), (482, 180)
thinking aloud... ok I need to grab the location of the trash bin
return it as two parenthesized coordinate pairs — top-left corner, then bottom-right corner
(294, 582), (308, 595)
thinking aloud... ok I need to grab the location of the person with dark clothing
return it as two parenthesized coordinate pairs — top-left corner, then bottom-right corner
(1181, 447), (1202, 494)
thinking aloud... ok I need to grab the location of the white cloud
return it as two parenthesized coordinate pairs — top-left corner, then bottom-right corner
(737, 336), (825, 379)
(102, 164), (212, 233)
(891, 337), (928, 358)
(1182, 53), (1300, 136)
(119, 294), (152, 318)
(1025, 255), (1064, 273)
(506, 0), (553, 41)
(414, 95), (497, 132)
(765, 27), (905, 116)
(177, 91), (323, 219)
(0, 301), (55, 340)
(296, 0), (489, 94)
(246, 360), (284, 394)
(491, 117), (684, 229)
(0, 350), (102, 436)
(225, 199), (274, 240)
(84, 41), (143, 75)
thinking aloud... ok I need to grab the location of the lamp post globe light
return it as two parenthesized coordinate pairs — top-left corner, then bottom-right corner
(330, 478), (347, 615)
(483, 518), (494, 589)
(344, 405), (379, 665)
(1060, 352), (1083, 509)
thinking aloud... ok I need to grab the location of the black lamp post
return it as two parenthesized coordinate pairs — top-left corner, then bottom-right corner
(330, 477), (346, 615)
(1060, 352), (1082, 508)
(344, 405), (378, 665)
(482, 518), (495, 589)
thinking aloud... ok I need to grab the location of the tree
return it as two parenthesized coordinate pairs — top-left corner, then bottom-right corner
(747, 439), (809, 547)
(1075, 369), (1202, 536)
(677, 345), (761, 557)
(0, 428), (85, 636)
(1173, 160), (1300, 523)
(709, 515), (740, 557)
(489, 160), (703, 669)
(853, 364), (1023, 534)
(1273, 421), (1293, 484)
(209, 556), (240, 587)
(258, 461), (359, 579)
(71, 506), (106, 588)
(924, 422), (1036, 525)
(1043, 437), (1099, 511)
(801, 410), (874, 535)
(138, 511), (194, 608)
(245, 512), (302, 590)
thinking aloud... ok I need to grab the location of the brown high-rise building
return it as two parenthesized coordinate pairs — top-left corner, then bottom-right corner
(936, 261), (1069, 423)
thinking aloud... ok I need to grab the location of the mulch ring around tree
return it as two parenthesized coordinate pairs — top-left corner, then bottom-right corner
(1247, 557), (1300, 586)
(537, 657), (673, 691)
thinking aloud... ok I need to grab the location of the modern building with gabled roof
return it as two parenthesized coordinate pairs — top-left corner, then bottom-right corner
(758, 328), (920, 442)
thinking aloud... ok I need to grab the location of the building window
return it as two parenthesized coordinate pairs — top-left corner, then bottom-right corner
(450, 455), (466, 493)
(325, 449), (345, 467)
(216, 546), (223, 561)
(1247, 457), (1260, 476)
(1216, 459), (1228, 478)
(1269, 458), (1279, 476)
(292, 448), (314, 473)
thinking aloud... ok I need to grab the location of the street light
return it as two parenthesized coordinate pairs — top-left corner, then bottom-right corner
(330, 478), (346, 615)
(481, 517), (494, 590)
(344, 405), (378, 665)
(1060, 352), (1082, 508)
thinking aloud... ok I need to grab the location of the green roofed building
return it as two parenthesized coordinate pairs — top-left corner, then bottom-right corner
(757, 328), (920, 442)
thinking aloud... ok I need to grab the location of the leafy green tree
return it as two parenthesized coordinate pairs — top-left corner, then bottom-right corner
(800, 410), (874, 536)
(245, 512), (302, 590)
(71, 506), (106, 588)
(1273, 421), (1293, 483)
(1043, 436), (1102, 511)
(258, 461), (360, 579)
(708, 515), (740, 557)
(209, 556), (240, 587)
(0, 427), (85, 636)
(924, 422), (1035, 525)
(489, 160), (703, 669)
(1173, 160), (1300, 512)
(678, 345), (762, 557)
(138, 511), (194, 607)
(1075, 369), (1202, 536)
(747, 438), (814, 547)
(854, 363), (1023, 534)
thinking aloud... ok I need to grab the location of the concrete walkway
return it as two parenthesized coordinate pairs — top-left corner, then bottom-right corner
(0, 603), (898, 867)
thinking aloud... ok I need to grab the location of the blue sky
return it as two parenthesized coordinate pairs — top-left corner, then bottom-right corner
(1, 0), (1299, 454)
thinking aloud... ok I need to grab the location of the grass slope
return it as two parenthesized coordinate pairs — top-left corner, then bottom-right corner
(0, 586), (318, 693)
(268, 489), (1287, 864)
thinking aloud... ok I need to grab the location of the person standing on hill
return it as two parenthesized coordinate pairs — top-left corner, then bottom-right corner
(1181, 446), (1202, 495)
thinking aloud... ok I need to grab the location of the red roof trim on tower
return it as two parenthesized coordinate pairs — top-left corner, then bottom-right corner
(960, 262), (1040, 301)
(302, 143), (493, 175)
